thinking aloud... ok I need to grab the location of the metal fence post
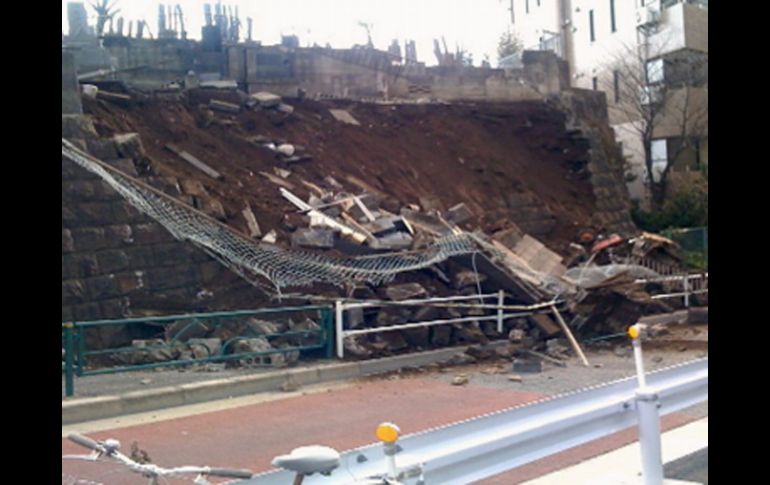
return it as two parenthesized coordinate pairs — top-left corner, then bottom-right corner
(335, 300), (344, 359)
(497, 290), (504, 333)
(63, 323), (75, 397)
(323, 307), (334, 359)
(683, 274), (690, 308)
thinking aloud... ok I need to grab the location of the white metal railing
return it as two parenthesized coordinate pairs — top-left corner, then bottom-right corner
(334, 293), (590, 365)
(335, 292), (507, 359)
(636, 272), (708, 307)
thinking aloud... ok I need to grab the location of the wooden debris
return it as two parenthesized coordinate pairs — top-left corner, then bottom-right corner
(550, 305), (590, 367)
(164, 144), (223, 180)
(522, 349), (567, 367)
(241, 205), (262, 238)
(273, 167), (291, 179)
(209, 99), (241, 113)
(280, 188), (367, 243)
(301, 180), (328, 198)
(96, 90), (132, 106)
(259, 171), (295, 189)
(353, 196), (376, 222)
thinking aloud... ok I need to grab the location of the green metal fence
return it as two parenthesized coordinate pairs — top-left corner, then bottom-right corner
(662, 226), (708, 270)
(62, 305), (334, 397)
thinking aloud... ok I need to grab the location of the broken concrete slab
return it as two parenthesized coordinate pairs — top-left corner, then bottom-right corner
(329, 109), (361, 125)
(209, 99), (241, 113)
(251, 91), (282, 108)
(291, 228), (335, 249)
(372, 232), (414, 250)
(445, 202), (473, 225)
(165, 144), (223, 180)
(277, 103), (294, 115)
(113, 133), (146, 160)
(200, 80), (239, 89)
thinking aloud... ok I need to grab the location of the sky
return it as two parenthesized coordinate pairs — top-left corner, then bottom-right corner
(62, 0), (515, 66)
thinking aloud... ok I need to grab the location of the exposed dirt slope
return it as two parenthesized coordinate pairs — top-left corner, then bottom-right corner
(84, 95), (597, 254)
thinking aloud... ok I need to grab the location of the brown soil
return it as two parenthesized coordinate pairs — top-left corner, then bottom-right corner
(84, 94), (597, 254)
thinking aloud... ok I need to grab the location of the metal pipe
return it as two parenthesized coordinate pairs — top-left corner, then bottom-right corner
(497, 290), (505, 333)
(64, 323), (75, 397)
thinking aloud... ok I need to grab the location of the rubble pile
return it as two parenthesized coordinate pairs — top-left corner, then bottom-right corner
(66, 84), (695, 363)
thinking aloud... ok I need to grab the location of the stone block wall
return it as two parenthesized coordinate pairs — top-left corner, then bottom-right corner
(557, 89), (636, 234)
(62, 115), (265, 323)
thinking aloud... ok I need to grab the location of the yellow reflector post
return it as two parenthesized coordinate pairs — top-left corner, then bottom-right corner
(376, 422), (401, 443)
(628, 325), (640, 340)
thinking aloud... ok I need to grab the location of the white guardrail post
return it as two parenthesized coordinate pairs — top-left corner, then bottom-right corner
(335, 300), (344, 359)
(683, 275), (690, 308)
(629, 324), (664, 485)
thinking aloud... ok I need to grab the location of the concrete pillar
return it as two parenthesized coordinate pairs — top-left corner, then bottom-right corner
(62, 49), (82, 115)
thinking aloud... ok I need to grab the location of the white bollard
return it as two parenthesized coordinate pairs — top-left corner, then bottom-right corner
(628, 324), (664, 485)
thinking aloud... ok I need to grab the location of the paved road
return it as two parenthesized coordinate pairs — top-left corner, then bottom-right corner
(62, 374), (700, 484)
(63, 331), (707, 485)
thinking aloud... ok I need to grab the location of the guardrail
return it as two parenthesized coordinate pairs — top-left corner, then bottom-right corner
(62, 305), (334, 397)
(242, 357), (708, 484)
(333, 292), (562, 359)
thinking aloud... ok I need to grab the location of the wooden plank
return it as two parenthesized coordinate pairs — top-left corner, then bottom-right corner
(165, 144), (223, 180)
(551, 305), (590, 367)
(241, 205), (262, 238)
(530, 314), (561, 337)
(353, 196), (376, 222)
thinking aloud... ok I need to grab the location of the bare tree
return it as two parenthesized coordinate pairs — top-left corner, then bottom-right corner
(89, 0), (121, 37)
(603, 34), (708, 209)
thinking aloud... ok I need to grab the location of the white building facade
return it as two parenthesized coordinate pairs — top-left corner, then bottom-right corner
(505, 0), (708, 206)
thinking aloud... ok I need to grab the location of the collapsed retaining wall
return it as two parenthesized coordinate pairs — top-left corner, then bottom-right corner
(61, 115), (266, 326)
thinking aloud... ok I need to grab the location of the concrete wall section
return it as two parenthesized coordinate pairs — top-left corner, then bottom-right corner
(62, 115), (265, 325)
(62, 50), (82, 114)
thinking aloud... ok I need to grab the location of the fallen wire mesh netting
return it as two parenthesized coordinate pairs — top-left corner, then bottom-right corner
(62, 138), (478, 295)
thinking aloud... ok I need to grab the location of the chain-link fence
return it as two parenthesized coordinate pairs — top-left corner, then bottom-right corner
(662, 226), (708, 270)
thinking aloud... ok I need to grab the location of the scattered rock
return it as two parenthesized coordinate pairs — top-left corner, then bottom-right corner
(652, 356), (664, 363)
(291, 227), (335, 249)
(281, 376), (300, 392)
(508, 374), (523, 382)
(446, 352), (477, 366)
(613, 345), (631, 358)
(508, 328), (526, 343)
(452, 270), (487, 289)
(139, 378), (152, 385)
(512, 358), (542, 373)
(452, 374), (470, 386)
(383, 282), (427, 301)
(262, 230), (277, 243)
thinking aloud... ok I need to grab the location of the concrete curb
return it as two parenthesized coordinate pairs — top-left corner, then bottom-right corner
(62, 342), (505, 425)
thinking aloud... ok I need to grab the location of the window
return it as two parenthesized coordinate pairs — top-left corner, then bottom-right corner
(589, 10), (596, 42)
(646, 58), (664, 84)
(526, 0), (529, 14)
(613, 70), (620, 102)
(592, 77), (598, 90)
(509, 0), (515, 23)
(610, 0), (617, 32)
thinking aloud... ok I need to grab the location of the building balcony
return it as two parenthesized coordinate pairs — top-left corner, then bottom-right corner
(647, 1), (708, 57)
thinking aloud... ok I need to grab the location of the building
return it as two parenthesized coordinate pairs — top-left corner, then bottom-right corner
(506, 0), (708, 206)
